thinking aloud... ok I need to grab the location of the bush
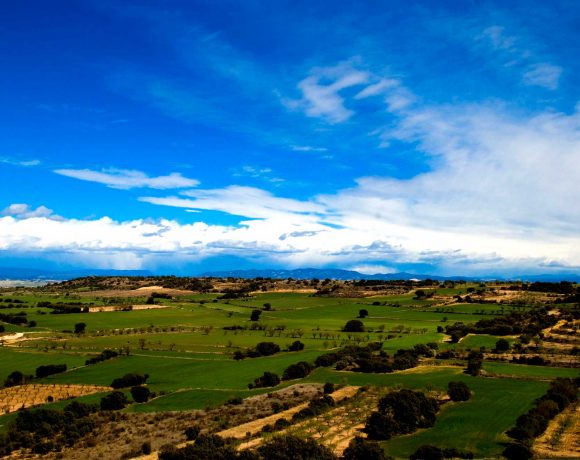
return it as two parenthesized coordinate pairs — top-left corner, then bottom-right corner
(447, 381), (471, 402)
(250, 309), (262, 321)
(343, 320), (365, 332)
(130, 385), (151, 403)
(111, 373), (149, 389)
(358, 309), (369, 318)
(74, 322), (86, 334)
(100, 391), (129, 411)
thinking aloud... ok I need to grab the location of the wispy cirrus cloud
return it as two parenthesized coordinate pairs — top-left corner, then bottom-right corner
(0, 157), (41, 167)
(140, 185), (324, 220)
(479, 25), (562, 90)
(285, 60), (371, 123)
(54, 168), (199, 190)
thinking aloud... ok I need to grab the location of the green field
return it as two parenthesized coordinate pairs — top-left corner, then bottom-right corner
(1, 288), (578, 458)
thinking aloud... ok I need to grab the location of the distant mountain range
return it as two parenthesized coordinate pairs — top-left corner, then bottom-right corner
(0, 266), (579, 283)
(0, 267), (153, 281)
(201, 268), (580, 283)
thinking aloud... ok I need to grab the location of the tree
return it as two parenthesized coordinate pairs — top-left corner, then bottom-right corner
(410, 445), (444, 460)
(502, 443), (533, 460)
(249, 371), (280, 389)
(35, 364), (67, 379)
(257, 434), (337, 460)
(365, 389), (439, 440)
(343, 437), (389, 460)
(358, 309), (369, 318)
(288, 340), (304, 351)
(4, 370), (26, 387)
(263, 303), (272, 311)
(74, 322), (86, 334)
(465, 351), (483, 376)
(111, 373), (149, 389)
(100, 391), (128, 411)
(282, 361), (314, 380)
(447, 381), (471, 402)
(130, 385), (151, 403)
(250, 309), (262, 321)
(495, 338), (510, 352)
(255, 341), (280, 356)
(343, 319), (365, 333)
(323, 382), (335, 394)
(184, 426), (200, 441)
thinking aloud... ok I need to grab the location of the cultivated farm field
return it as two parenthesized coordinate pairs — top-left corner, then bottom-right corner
(0, 277), (578, 459)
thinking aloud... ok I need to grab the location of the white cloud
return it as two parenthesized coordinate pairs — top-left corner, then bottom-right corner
(54, 168), (199, 189)
(289, 61), (370, 123)
(523, 63), (562, 90)
(2, 204), (58, 219)
(349, 264), (396, 275)
(354, 79), (398, 99)
(140, 185), (324, 220)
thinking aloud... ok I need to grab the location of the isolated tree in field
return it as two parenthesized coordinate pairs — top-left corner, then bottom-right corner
(263, 302), (272, 311)
(74, 322), (86, 334)
(288, 340), (304, 351)
(100, 391), (128, 410)
(343, 319), (365, 332)
(447, 381), (471, 401)
(130, 385), (151, 403)
(250, 309), (262, 321)
(358, 309), (369, 318)
(495, 338), (510, 352)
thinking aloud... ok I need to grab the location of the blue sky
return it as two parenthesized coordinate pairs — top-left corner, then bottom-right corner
(1, 0), (580, 276)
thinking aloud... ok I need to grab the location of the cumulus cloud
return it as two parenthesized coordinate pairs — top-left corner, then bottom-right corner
(3, 56), (580, 275)
(54, 168), (199, 189)
(2, 204), (58, 219)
